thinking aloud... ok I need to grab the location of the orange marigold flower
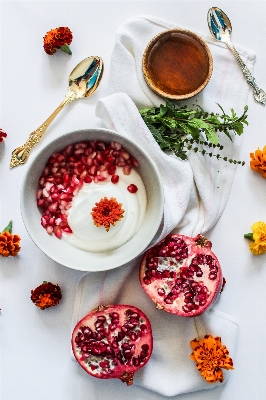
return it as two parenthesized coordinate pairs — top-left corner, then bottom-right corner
(190, 335), (234, 383)
(250, 146), (266, 178)
(0, 128), (7, 143)
(43, 27), (73, 55)
(31, 281), (62, 310)
(0, 221), (21, 257)
(91, 197), (124, 232)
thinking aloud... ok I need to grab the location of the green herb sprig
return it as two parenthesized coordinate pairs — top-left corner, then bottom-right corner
(139, 100), (248, 164)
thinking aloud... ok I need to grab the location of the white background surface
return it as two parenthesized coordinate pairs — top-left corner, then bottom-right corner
(1, 1), (266, 399)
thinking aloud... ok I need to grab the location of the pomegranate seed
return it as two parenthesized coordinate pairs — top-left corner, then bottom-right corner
(46, 225), (53, 234)
(54, 226), (62, 239)
(41, 217), (47, 227)
(123, 165), (131, 175)
(106, 155), (115, 163)
(43, 188), (49, 197)
(127, 184), (138, 193)
(120, 150), (130, 160)
(37, 199), (45, 207)
(74, 148), (85, 155)
(84, 176), (92, 183)
(80, 170), (88, 180)
(131, 158), (139, 167)
(96, 141), (105, 150)
(37, 189), (43, 199)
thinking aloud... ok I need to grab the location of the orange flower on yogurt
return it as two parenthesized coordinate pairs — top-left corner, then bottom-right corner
(91, 197), (124, 232)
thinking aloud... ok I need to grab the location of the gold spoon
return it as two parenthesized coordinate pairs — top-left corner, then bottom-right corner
(10, 56), (104, 168)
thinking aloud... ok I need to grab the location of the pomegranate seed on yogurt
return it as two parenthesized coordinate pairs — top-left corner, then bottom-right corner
(36, 140), (147, 252)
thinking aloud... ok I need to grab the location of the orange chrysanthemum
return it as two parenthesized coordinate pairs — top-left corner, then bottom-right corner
(0, 231), (21, 257)
(91, 197), (124, 232)
(250, 146), (266, 178)
(43, 27), (73, 55)
(190, 335), (234, 383)
(31, 282), (62, 310)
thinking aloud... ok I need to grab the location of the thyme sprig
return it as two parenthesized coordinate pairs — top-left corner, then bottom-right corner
(139, 100), (248, 164)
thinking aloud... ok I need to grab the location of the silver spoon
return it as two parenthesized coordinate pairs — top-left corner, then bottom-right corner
(10, 56), (104, 169)
(207, 7), (266, 105)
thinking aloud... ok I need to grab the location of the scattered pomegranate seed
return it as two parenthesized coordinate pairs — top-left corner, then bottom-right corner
(127, 184), (138, 193)
(111, 175), (119, 184)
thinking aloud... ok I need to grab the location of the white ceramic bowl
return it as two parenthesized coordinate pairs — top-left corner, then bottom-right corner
(21, 129), (164, 272)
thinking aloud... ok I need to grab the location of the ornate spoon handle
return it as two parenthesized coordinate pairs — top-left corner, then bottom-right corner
(226, 41), (266, 105)
(10, 88), (77, 169)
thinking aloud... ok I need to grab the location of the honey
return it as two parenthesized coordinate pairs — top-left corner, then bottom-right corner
(144, 31), (211, 97)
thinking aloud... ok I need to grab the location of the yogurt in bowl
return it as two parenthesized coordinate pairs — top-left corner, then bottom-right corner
(21, 129), (164, 272)
(66, 169), (147, 251)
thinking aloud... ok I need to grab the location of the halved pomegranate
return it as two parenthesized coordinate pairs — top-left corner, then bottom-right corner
(71, 305), (153, 385)
(139, 234), (223, 317)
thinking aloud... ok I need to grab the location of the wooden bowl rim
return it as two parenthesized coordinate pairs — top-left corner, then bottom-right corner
(142, 28), (213, 100)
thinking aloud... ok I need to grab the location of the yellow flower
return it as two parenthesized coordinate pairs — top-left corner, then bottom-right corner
(247, 221), (266, 255)
(190, 335), (233, 383)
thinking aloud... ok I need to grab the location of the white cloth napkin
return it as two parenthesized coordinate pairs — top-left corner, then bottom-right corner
(72, 15), (255, 396)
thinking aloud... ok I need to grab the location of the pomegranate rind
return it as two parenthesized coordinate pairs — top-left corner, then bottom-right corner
(139, 234), (223, 317)
(71, 305), (153, 384)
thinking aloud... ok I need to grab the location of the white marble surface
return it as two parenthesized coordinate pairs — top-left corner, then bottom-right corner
(1, 1), (266, 399)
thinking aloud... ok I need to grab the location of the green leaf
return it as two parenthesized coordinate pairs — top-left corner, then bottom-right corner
(160, 105), (168, 116)
(2, 220), (12, 233)
(244, 233), (254, 241)
(163, 117), (178, 130)
(187, 118), (207, 129)
(233, 122), (244, 135)
(204, 126), (219, 145)
(178, 122), (200, 139)
(146, 123), (169, 147)
(60, 44), (72, 55)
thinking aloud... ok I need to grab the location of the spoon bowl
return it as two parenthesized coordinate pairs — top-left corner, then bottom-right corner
(10, 56), (104, 168)
(69, 56), (103, 98)
(207, 7), (231, 43)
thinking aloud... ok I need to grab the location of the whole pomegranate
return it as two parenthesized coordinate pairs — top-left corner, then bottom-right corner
(139, 234), (223, 317)
(71, 305), (153, 385)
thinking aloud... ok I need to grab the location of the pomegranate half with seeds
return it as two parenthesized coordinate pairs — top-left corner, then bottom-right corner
(72, 305), (153, 386)
(139, 234), (223, 317)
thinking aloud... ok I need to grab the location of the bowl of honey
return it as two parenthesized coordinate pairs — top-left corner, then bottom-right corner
(142, 29), (213, 100)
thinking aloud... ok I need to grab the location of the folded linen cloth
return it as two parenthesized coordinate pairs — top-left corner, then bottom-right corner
(72, 16), (254, 396)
